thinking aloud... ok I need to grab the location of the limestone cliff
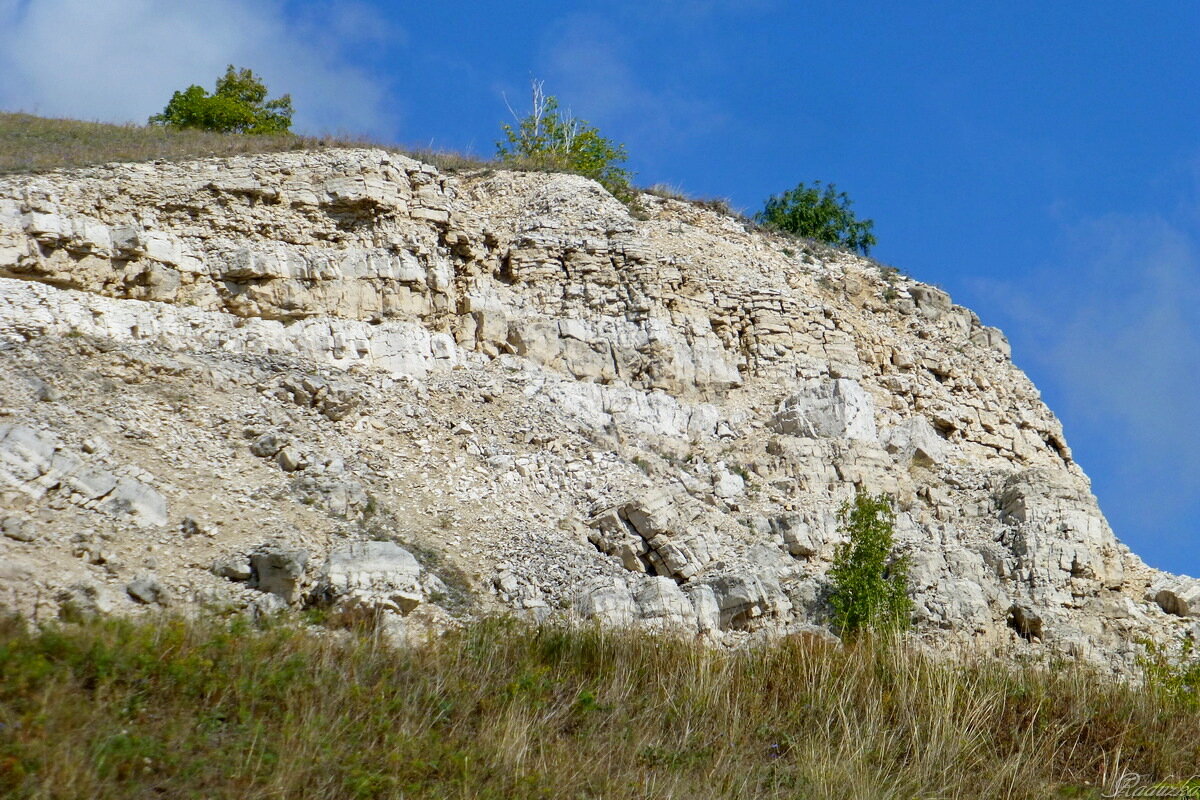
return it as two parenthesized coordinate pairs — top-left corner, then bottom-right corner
(1, 148), (1195, 670)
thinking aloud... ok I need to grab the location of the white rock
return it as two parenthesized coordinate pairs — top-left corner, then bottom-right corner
(880, 416), (949, 467)
(250, 544), (310, 604)
(574, 578), (637, 626)
(773, 379), (877, 442)
(317, 541), (424, 616)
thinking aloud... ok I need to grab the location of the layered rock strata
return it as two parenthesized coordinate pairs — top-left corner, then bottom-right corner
(1, 148), (1195, 670)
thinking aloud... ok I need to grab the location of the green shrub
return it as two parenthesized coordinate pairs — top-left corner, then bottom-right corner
(827, 492), (911, 634)
(756, 181), (876, 255)
(150, 65), (293, 135)
(497, 79), (634, 204)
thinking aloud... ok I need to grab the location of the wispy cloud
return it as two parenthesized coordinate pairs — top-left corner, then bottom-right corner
(974, 204), (1200, 567)
(531, 13), (726, 156)
(0, 0), (399, 136)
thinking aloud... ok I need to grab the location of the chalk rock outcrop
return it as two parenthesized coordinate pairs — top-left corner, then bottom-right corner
(0, 147), (1186, 672)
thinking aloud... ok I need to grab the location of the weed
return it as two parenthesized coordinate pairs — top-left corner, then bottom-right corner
(877, 264), (904, 302)
(644, 183), (687, 202)
(1138, 636), (1200, 710)
(692, 196), (733, 216)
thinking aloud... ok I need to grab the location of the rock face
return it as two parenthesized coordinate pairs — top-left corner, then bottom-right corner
(0, 147), (1187, 671)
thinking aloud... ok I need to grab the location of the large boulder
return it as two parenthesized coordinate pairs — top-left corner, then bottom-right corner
(574, 578), (638, 626)
(880, 416), (949, 468)
(316, 541), (425, 617)
(250, 544), (310, 604)
(909, 285), (952, 320)
(700, 573), (790, 630)
(126, 574), (169, 606)
(634, 576), (697, 631)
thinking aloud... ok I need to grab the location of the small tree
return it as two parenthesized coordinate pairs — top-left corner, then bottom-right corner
(497, 80), (634, 204)
(150, 65), (293, 135)
(827, 492), (911, 635)
(756, 181), (877, 255)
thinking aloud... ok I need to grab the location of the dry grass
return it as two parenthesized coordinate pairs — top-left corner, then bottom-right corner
(644, 182), (741, 218)
(1, 613), (1197, 799)
(1, 113), (310, 175)
(0, 112), (646, 182)
(0, 113), (497, 176)
(1, 113), (715, 220)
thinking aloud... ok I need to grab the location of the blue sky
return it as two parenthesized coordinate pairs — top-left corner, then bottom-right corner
(2, 1), (1198, 574)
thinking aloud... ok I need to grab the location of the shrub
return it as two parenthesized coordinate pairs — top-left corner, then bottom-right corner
(755, 181), (877, 255)
(150, 65), (293, 135)
(497, 79), (634, 204)
(827, 491), (911, 634)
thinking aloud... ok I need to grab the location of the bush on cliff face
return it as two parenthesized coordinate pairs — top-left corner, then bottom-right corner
(756, 181), (877, 255)
(150, 65), (294, 135)
(497, 79), (634, 204)
(827, 491), (911, 634)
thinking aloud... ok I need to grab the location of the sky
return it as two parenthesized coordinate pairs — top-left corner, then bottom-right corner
(2, 0), (1198, 575)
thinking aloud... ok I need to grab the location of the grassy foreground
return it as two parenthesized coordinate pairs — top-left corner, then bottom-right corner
(1, 614), (1198, 799)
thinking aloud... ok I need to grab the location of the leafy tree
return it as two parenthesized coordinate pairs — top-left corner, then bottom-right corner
(827, 492), (911, 635)
(756, 181), (877, 255)
(150, 65), (293, 135)
(497, 80), (634, 204)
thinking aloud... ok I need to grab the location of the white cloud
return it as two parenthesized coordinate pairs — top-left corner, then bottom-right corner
(975, 210), (1200, 531)
(0, 0), (398, 136)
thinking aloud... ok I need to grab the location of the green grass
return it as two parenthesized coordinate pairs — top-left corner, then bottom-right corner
(1, 613), (1197, 799)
